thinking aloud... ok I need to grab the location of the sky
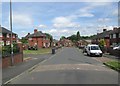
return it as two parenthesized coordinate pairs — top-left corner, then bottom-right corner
(1, 1), (119, 40)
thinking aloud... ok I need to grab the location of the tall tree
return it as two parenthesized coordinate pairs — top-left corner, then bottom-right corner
(45, 33), (53, 47)
(60, 36), (66, 40)
(76, 31), (80, 41)
(67, 35), (77, 42)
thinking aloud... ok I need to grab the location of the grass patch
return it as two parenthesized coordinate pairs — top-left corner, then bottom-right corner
(104, 60), (120, 72)
(23, 48), (51, 54)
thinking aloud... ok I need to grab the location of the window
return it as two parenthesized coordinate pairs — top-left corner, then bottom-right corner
(7, 34), (9, 38)
(29, 38), (32, 40)
(6, 41), (10, 45)
(110, 34), (113, 39)
(91, 46), (100, 50)
(13, 35), (15, 38)
(0, 33), (2, 37)
(113, 34), (116, 38)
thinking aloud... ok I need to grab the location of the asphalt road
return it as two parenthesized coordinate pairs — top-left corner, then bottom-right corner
(6, 47), (118, 84)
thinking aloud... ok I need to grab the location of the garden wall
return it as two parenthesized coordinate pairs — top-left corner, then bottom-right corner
(2, 43), (23, 68)
(2, 53), (23, 68)
(107, 47), (120, 58)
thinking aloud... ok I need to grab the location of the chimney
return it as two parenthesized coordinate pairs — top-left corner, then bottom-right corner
(34, 29), (38, 33)
(113, 27), (117, 30)
(103, 29), (107, 32)
(28, 33), (30, 35)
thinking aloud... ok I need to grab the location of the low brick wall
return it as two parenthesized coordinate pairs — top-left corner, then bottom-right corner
(107, 47), (120, 57)
(2, 53), (23, 68)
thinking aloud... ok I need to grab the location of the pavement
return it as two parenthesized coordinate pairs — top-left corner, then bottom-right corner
(2, 53), (52, 84)
(4, 47), (119, 84)
(103, 53), (120, 60)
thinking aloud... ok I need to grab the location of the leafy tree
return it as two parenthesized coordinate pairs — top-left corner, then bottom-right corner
(21, 38), (28, 44)
(60, 36), (66, 40)
(67, 35), (77, 42)
(45, 33), (53, 47)
(99, 39), (106, 47)
(76, 31), (81, 41)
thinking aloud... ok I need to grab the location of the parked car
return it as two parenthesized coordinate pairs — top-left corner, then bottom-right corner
(28, 45), (38, 50)
(86, 44), (103, 57)
(113, 45), (120, 50)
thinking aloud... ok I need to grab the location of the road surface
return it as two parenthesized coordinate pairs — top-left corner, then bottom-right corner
(6, 47), (118, 84)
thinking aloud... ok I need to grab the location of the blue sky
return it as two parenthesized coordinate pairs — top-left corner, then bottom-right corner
(1, 1), (118, 40)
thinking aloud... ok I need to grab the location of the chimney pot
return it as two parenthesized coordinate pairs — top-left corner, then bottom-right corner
(28, 33), (30, 35)
(34, 29), (38, 33)
(103, 29), (107, 32)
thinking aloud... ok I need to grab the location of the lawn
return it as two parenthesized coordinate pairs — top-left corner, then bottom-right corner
(23, 48), (52, 54)
(104, 60), (120, 71)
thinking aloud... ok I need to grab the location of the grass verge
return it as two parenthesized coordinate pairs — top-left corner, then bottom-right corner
(104, 60), (120, 72)
(23, 48), (51, 54)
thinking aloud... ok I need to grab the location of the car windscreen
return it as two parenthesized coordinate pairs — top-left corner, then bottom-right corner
(91, 46), (100, 50)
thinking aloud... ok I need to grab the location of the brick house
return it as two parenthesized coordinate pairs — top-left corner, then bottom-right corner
(91, 29), (111, 48)
(91, 27), (120, 47)
(25, 29), (50, 48)
(0, 27), (18, 46)
(109, 27), (120, 47)
(0, 26), (23, 68)
(60, 38), (73, 47)
(76, 39), (90, 47)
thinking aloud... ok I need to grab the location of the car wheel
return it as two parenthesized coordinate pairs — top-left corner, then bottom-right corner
(87, 53), (89, 56)
(99, 54), (102, 57)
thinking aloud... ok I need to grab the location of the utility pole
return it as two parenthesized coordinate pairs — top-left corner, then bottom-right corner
(10, 0), (14, 66)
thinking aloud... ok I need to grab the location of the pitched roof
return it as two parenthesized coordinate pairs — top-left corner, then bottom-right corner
(109, 27), (120, 34)
(92, 30), (111, 39)
(27, 31), (46, 38)
(0, 26), (16, 35)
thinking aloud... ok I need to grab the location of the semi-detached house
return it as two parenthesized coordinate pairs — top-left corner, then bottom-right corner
(25, 29), (50, 48)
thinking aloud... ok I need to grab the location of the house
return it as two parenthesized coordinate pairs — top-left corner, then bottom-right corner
(109, 27), (120, 47)
(91, 27), (120, 47)
(60, 38), (73, 47)
(0, 26), (18, 46)
(91, 29), (111, 48)
(76, 39), (90, 47)
(52, 39), (61, 47)
(0, 26), (23, 68)
(25, 29), (50, 49)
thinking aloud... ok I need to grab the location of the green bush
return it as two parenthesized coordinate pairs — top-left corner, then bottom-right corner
(2, 43), (20, 58)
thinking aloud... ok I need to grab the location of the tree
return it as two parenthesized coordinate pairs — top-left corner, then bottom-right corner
(99, 39), (106, 47)
(76, 31), (80, 41)
(67, 35), (77, 42)
(60, 36), (66, 40)
(45, 33), (53, 47)
(21, 38), (28, 44)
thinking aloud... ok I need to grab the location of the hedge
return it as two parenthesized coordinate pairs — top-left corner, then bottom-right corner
(2, 43), (20, 58)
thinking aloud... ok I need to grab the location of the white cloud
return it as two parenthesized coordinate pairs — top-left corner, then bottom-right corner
(52, 16), (80, 28)
(37, 24), (47, 28)
(49, 29), (57, 33)
(98, 18), (111, 22)
(12, 13), (33, 26)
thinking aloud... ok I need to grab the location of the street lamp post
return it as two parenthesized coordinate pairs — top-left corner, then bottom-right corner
(10, 0), (14, 66)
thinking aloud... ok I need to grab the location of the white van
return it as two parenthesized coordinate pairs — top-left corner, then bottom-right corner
(86, 44), (103, 57)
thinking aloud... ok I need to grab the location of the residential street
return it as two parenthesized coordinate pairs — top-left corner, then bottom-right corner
(6, 47), (118, 84)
